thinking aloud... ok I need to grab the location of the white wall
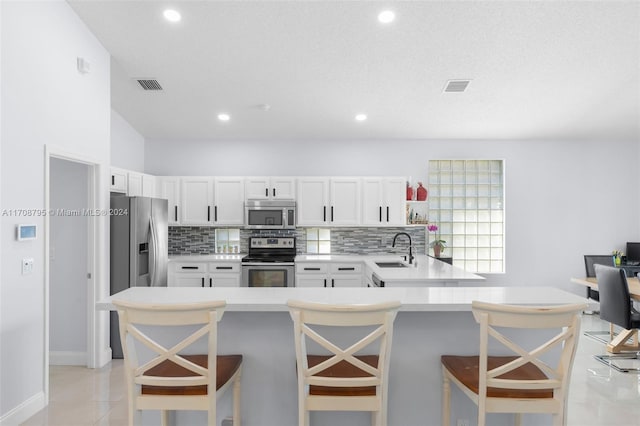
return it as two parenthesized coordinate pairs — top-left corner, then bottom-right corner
(49, 158), (88, 364)
(0, 1), (110, 423)
(111, 109), (145, 172)
(146, 138), (640, 293)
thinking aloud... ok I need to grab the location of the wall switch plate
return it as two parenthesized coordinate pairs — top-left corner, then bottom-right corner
(22, 258), (34, 275)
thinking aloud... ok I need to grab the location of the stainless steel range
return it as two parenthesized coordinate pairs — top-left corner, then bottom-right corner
(241, 237), (296, 287)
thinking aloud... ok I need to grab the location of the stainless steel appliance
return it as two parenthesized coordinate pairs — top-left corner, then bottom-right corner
(241, 237), (296, 287)
(245, 200), (296, 229)
(110, 195), (168, 358)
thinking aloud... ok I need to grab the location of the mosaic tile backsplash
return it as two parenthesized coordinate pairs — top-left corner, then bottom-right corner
(169, 226), (426, 256)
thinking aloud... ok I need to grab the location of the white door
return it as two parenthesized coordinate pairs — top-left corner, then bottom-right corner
(383, 178), (407, 226)
(330, 178), (361, 226)
(361, 178), (384, 226)
(181, 177), (214, 225)
(215, 178), (245, 225)
(160, 177), (181, 224)
(271, 177), (296, 199)
(245, 177), (270, 200)
(296, 178), (329, 226)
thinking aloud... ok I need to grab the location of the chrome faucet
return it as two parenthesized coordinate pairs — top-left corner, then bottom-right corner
(392, 232), (414, 265)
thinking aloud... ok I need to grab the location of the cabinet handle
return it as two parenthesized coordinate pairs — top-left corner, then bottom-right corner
(214, 206), (218, 222)
(273, 188), (276, 197)
(323, 206), (327, 222)
(338, 267), (355, 271)
(207, 206), (211, 221)
(265, 188), (268, 197)
(331, 278), (335, 288)
(174, 206), (178, 222)
(304, 267), (321, 271)
(181, 266), (199, 270)
(111, 175), (115, 186)
(387, 206), (390, 222)
(209, 278), (213, 287)
(379, 206), (382, 222)
(201, 277), (205, 287)
(324, 279), (327, 288)
(331, 206), (334, 222)
(216, 266), (233, 270)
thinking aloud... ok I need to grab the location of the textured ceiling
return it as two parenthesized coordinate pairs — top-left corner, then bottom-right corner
(67, 0), (640, 141)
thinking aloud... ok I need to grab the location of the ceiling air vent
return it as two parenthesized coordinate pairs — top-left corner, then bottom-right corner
(443, 80), (471, 93)
(136, 79), (163, 91)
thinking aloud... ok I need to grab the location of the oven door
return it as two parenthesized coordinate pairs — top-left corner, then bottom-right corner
(242, 263), (295, 287)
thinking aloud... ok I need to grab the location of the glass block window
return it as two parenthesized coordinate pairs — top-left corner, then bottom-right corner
(306, 228), (331, 254)
(215, 228), (241, 253)
(428, 160), (505, 273)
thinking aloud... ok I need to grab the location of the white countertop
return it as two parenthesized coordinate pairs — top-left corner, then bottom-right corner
(169, 254), (244, 262)
(296, 254), (484, 283)
(98, 286), (587, 312)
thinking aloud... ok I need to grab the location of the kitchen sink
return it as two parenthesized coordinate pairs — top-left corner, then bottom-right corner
(375, 262), (408, 268)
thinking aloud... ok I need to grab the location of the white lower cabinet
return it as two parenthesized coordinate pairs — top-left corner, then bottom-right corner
(169, 260), (240, 287)
(295, 262), (363, 287)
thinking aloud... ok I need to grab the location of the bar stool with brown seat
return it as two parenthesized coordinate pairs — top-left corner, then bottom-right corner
(287, 299), (401, 426)
(441, 300), (586, 426)
(113, 299), (242, 426)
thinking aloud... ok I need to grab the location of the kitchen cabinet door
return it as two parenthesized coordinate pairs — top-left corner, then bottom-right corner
(214, 178), (244, 225)
(295, 275), (328, 288)
(245, 177), (270, 200)
(331, 276), (363, 287)
(110, 167), (128, 193)
(330, 178), (361, 226)
(245, 177), (296, 200)
(181, 177), (214, 225)
(127, 172), (143, 196)
(271, 177), (296, 199)
(383, 178), (406, 226)
(296, 178), (329, 226)
(159, 177), (181, 224)
(173, 274), (207, 287)
(142, 174), (157, 197)
(361, 177), (406, 226)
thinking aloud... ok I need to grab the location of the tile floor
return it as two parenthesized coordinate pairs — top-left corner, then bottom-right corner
(21, 314), (640, 426)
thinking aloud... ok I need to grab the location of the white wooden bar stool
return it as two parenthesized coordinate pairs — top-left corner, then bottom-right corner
(287, 299), (401, 426)
(441, 301), (586, 426)
(113, 299), (242, 426)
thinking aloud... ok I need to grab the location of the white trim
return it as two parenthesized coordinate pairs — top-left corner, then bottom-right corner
(49, 351), (87, 366)
(44, 145), (105, 407)
(0, 392), (45, 426)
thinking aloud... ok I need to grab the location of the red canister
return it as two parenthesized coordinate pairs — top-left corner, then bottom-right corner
(416, 182), (427, 201)
(406, 183), (414, 201)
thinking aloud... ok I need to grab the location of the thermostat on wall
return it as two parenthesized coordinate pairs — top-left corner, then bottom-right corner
(17, 224), (37, 241)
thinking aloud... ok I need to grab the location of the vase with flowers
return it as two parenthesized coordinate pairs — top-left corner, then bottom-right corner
(613, 250), (623, 266)
(427, 224), (446, 257)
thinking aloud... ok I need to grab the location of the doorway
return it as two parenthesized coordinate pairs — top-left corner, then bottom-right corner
(49, 158), (90, 365)
(44, 145), (103, 401)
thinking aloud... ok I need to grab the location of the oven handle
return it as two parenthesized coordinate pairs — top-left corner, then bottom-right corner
(242, 262), (295, 266)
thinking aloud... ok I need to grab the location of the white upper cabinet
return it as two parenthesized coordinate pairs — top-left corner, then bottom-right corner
(245, 177), (296, 200)
(214, 178), (245, 225)
(330, 178), (361, 226)
(110, 167), (128, 193)
(297, 178), (330, 226)
(127, 172), (143, 196)
(362, 177), (406, 226)
(142, 174), (157, 197)
(159, 177), (181, 224)
(181, 177), (214, 225)
(297, 177), (361, 226)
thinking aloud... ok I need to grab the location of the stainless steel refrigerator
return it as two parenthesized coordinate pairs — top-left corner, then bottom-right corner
(110, 195), (168, 358)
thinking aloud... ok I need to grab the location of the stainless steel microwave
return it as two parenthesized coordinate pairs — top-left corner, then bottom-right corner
(244, 200), (296, 229)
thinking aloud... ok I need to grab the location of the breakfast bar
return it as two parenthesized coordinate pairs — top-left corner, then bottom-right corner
(99, 286), (587, 426)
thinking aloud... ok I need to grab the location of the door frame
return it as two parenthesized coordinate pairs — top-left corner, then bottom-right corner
(44, 145), (103, 400)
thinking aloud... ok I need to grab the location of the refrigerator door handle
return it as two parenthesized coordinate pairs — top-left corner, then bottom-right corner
(149, 214), (158, 287)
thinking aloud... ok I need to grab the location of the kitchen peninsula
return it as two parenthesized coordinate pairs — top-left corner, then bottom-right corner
(99, 286), (587, 426)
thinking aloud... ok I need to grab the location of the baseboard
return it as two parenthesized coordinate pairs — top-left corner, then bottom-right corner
(49, 351), (86, 366)
(96, 347), (112, 368)
(0, 391), (45, 426)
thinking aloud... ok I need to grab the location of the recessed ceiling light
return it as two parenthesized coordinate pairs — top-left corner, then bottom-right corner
(163, 9), (181, 23)
(355, 114), (367, 122)
(378, 10), (395, 24)
(217, 113), (230, 122)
